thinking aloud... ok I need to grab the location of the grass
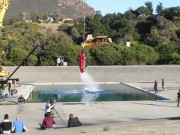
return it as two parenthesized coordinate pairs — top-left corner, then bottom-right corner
(103, 126), (110, 131)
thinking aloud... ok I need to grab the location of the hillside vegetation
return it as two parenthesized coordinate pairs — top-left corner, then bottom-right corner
(0, 2), (180, 66)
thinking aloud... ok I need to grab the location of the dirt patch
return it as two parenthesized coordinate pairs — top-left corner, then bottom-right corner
(39, 23), (63, 33)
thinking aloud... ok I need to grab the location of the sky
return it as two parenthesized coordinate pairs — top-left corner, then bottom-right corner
(85, 0), (180, 15)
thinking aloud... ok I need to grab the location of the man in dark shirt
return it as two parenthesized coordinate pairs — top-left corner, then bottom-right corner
(1, 114), (12, 134)
(154, 80), (158, 93)
(8, 82), (12, 97)
(40, 112), (56, 130)
(68, 114), (81, 127)
(162, 78), (164, 90)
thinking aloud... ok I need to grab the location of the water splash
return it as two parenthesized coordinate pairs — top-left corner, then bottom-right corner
(80, 72), (100, 102)
(80, 72), (99, 92)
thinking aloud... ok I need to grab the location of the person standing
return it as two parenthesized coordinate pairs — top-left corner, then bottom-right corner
(162, 78), (164, 90)
(12, 116), (28, 133)
(177, 89), (180, 107)
(8, 82), (12, 97)
(1, 83), (4, 91)
(154, 80), (158, 94)
(45, 100), (55, 116)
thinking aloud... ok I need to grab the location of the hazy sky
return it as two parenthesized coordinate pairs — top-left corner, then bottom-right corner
(85, 0), (180, 15)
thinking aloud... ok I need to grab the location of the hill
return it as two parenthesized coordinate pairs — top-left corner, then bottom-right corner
(5, 0), (96, 19)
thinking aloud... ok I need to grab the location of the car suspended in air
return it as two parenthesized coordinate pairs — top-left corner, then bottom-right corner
(78, 50), (86, 73)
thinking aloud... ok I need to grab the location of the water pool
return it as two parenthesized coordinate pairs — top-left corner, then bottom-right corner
(27, 83), (163, 103)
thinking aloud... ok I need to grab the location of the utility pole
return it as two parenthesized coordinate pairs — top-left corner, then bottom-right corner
(82, 0), (86, 42)
(57, 3), (61, 18)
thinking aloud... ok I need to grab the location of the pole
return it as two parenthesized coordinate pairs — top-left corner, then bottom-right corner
(52, 107), (66, 126)
(57, 3), (61, 18)
(6, 45), (39, 81)
(83, 0), (86, 42)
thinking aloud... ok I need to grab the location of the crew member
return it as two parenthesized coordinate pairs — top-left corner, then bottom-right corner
(45, 100), (55, 115)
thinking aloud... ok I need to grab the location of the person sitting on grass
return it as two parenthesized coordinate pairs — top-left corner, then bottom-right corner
(68, 114), (81, 128)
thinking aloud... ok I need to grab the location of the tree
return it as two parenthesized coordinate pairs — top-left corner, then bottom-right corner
(70, 27), (81, 44)
(120, 46), (136, 65)
(92, 14), (106, 36)
(31, 12), (48, 23)
(162, 7), (180, 21)
(8, 47), (28, 65)
(46, 31), (73, 46)
(156, 2), (163, 15)
(155, 43), (178, 64)
(145, 1), (153, 15)
(92, 44), (118, 65)
(0, 22), (46, 65)
(38, 42), (81, 66)
(131, 41), (159, 65)
(135, 6), (150, 16)
(170, 53), (180, 64)
(124, 9), (137, 20)
(84, 14), (107, 37)
(105, 14), (136, 43)
(134, 2), (153, 16)
(18, 13), (24, 21)
(96, 10), (101, 15)
(145, 15), (178, 46)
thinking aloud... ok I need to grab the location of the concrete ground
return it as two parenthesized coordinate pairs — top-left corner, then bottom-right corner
(1, 82), (180, 134)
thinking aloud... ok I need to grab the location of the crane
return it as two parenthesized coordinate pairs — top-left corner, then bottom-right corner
(0, 0), (9, 78)
(0, 0), (9, 79)
(0, 0), (9, 28)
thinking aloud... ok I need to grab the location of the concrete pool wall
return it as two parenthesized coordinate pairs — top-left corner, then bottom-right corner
(5, 65), (180, 83)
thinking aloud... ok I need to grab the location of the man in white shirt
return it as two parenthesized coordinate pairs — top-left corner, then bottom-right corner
(45, 100), (55, 115)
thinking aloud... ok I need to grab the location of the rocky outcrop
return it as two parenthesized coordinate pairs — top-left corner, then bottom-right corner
(5, 0), (95, 19)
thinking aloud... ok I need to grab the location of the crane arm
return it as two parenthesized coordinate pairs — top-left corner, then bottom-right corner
(0, 0), (9, 28)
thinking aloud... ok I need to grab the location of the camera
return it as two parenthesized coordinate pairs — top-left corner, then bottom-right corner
(50, 98), (56, 104)
(49, 97), (56, 110)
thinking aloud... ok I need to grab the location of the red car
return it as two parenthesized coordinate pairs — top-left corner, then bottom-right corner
(78, 50), (86, 73)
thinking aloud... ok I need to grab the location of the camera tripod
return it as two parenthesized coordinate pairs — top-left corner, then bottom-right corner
(51, 107), (66, 126)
